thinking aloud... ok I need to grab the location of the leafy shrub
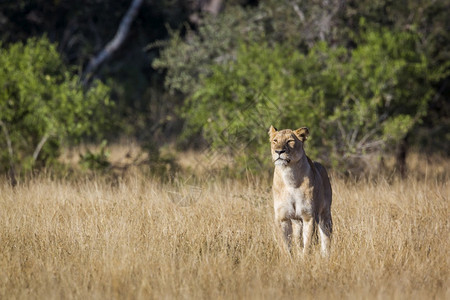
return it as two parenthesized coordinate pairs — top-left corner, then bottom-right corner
(183, 29), (434, 174)
(79, 140), (111, 172)
(152, 1), (328, 96)
(0, 37), (111, 179)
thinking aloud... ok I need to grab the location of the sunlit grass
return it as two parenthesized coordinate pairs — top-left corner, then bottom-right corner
(0, 152), (448, 299)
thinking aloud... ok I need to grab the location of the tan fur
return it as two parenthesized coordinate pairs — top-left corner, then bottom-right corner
(268, 125), (332, 256)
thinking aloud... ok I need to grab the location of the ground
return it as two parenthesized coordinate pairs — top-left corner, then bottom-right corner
(0, 151), (448, 299)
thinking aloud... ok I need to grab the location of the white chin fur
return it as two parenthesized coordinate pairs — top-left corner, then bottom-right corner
(274, 159), (288, 166)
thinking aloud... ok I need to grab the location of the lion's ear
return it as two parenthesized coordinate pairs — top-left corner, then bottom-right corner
(294, 127), (309, 142)
(268, 125), (277, 137)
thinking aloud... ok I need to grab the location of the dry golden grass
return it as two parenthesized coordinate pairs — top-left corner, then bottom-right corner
(0, 155), (449, 299)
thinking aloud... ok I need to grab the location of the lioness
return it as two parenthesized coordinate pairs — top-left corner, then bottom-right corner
(269, 125), (332, 256)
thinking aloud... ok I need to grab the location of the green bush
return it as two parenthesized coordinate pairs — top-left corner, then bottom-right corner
(152, 1), (316, 96)
(79, 140), (111, 172)
(0, 37), (111, 178)
(183, 28), (434, 174)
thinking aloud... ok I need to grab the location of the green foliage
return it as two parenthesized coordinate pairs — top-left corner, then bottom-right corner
(152, 0), (328, 95)
(154, 0), (449, 165)
(79, 140), (111, 172)
(153, 6), (265, 95)
(183, 28), (435, 173)
(0, 37), (111, 174)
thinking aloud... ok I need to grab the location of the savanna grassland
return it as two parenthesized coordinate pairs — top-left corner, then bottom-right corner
(0, 151), (449, 299)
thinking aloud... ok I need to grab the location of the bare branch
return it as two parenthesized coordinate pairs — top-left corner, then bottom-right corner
(32, 134), (50, 162)
(0, 120), (17, 186)
(83, 0), (143, 83)
(357, 127), (379, 150)
(287, 0), (305, 22)
(358, 139), (385, 151)
(350, 127), (359, 147)
(202, 0), (224, 16)
(0, 120), (13, 159)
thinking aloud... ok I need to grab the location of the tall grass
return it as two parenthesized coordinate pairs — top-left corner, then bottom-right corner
(0, 156), (448, 299)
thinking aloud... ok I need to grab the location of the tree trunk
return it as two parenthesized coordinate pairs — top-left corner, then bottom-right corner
(202, 0), (223, 15)
(82, 0), (143, 84)
(396, 135), (408, 179)
(0, 120), (17, 186)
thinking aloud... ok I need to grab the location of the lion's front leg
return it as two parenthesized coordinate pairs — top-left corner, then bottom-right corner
(276, 217), (293, 254)
(291, 219), (303, 254)
(302, 216), (314, 255)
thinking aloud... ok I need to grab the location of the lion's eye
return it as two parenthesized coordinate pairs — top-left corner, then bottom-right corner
(288, 140), (295, 146)
(273, 139), (278, 144)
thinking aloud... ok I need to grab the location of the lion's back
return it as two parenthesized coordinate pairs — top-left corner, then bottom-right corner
(313, 161), (332, 205)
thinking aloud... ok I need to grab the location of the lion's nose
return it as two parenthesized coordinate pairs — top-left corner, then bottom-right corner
(275, 150), (285, 155)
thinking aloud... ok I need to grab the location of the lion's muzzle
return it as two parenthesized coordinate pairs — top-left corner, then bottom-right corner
(274, 154), (290, 165)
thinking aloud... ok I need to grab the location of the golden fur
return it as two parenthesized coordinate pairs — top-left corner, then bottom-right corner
(268, 125), (332, 255)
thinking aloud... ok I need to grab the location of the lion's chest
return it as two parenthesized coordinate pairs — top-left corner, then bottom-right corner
(274, 186), (314, 220)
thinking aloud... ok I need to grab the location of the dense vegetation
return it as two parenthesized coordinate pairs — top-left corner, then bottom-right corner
(0, 37), (111, 182)
(154, 1), (449, 174)
(0, 0), (448, 177)
(183, 30), (432, 173)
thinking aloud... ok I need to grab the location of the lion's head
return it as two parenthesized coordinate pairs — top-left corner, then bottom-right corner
(268, 125), (309, 166)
